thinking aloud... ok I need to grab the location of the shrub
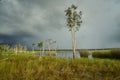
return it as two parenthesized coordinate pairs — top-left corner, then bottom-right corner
(111, 49), (120, 59)
(92, 51), (112, 59)
(79, 51), (89, 57)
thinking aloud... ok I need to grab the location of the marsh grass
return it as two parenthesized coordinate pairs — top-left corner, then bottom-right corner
(80, 49), (120, 59)
(0, 55), (120, 80)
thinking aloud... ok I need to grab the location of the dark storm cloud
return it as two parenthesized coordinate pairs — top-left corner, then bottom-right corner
(0, 0), (66, 48)
(0, 31), (36, 46)
(0, 0), (66, 36)
(0, 0), (120, 49)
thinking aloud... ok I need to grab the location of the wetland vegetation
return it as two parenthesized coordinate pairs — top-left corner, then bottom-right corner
(0, 54), (120, 80)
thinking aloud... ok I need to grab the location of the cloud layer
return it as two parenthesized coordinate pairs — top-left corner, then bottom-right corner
(0, 0), (120, 49)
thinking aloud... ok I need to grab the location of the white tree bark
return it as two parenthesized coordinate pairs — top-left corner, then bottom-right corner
(42, 42), (44, 55)
(71, 28), (76, 59)
(32, 46), (34, 53)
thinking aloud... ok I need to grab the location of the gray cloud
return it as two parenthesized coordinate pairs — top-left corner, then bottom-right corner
(0, 0), (120, 49)
(0, 31), (36, 46)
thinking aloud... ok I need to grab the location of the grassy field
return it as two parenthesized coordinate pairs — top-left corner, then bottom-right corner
(0, 54), (120, 80)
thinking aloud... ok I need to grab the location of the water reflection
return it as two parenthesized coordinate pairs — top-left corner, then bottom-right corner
(34, 51), (80, 58)
(56, 51), (80, 58)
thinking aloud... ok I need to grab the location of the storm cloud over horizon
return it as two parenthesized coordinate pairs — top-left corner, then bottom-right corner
(0, 0), (120, 49)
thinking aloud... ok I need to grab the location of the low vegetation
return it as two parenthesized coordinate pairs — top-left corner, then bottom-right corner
(0, 55), (120, 80)
(80, 49), (120, 59)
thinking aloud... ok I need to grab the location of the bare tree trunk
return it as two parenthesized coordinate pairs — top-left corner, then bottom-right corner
(74, 30), (77, 58)
(48, 43), (51, 56)
(32, 46), (34, 53)
(42, 43), (44, 56)
(40, 48), (42, 56)
(71, 28), (76, 59)
(15, 46), (18, 55)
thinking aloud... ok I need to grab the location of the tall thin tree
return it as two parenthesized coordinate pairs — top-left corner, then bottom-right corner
(32, 43), (35, 53)
(38, 42), (43, 56)
(65, 4), (82, 59)
(46, 39), (52, 51)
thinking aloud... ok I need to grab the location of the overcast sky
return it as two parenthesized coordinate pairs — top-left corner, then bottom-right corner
(0, 0), (120, 49)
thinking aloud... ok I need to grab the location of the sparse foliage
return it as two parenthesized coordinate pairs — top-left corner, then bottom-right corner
(38, 42), (43, 49)
(65, 4), (82, 59)
(38, 42), (43, 55)
(45, 39), (57, 56)
(32, 43), (35, 53)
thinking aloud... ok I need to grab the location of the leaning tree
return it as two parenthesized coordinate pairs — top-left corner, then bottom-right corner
(65, 4), (82, 59)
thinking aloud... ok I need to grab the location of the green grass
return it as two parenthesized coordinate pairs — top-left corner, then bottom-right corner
(0, 54), (120, 80)
(80, 49), (120, 59)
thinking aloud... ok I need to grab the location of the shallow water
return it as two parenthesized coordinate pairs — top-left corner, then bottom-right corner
(35, 51), (80, 58)
(56, 51), (80, 58)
